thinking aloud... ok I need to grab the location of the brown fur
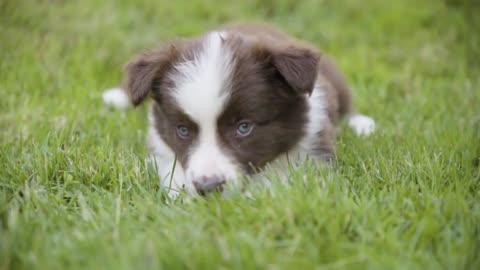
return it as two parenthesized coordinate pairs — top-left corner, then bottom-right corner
(221, 23), (353, 119)
(220, 23), (354, 160)
(219, 35), (311, 172)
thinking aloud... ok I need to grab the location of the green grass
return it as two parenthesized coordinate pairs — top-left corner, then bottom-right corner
(1, 0), (480, 269)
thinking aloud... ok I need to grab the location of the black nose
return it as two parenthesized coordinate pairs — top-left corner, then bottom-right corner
(193, 176), (226, 196)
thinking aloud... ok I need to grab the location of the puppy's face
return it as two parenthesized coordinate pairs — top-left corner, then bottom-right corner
(125, 32), (319, 195)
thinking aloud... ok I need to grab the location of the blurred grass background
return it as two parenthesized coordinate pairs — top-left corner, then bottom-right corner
(1, 0), (479, 269)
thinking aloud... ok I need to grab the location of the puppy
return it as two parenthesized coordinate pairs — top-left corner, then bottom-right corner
(103, 23), (375, 197)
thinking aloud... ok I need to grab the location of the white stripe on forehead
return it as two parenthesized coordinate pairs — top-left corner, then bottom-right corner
(172, 31), (234, 123)
(171, 31), (239, 183)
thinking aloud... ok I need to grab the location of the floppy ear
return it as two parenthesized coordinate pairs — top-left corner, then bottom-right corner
(271, 47), (320, 96)
(123, 44), (178, 106)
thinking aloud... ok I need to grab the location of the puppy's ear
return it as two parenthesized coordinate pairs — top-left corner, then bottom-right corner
(271, 47), (320, 96)
(123, 44), (178, 106)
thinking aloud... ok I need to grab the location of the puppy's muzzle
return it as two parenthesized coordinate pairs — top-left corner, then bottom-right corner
(192, 176), (226, 196)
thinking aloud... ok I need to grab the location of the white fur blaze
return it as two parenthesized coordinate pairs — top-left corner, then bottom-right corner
(102, 87), (131, 109)
(348, 114), (375, 136)
(171, 31), (240, 187)
(186, 128), (240, 184)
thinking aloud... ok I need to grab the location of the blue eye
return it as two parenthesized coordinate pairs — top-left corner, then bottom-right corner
(236, 120), (254, 137)
(176, 125), (190, 139)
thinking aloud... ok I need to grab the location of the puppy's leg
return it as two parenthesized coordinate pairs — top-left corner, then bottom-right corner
(347, 114), (375, 136)
(102, 87), (132, 110)
(319, 55), (375, 136)
(313, 120), (337, 166)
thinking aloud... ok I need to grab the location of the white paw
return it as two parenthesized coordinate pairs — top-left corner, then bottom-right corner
(102, 87), (131, 109)
(348, 114), (375, 136)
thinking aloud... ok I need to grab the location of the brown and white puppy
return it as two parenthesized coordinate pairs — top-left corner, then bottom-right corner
(103, 23), (375, 197)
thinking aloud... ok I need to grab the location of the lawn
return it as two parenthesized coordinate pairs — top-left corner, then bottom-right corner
(1, 0), (479, 269)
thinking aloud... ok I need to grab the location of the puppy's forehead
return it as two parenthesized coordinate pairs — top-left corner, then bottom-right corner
(170, 32), (235, 124)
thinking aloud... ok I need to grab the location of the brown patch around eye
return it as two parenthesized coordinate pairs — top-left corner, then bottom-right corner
(151, 102), (199, 169)
(215, 57), (309, 173)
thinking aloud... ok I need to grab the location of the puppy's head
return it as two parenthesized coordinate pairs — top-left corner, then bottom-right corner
(124, 32), (320, 195)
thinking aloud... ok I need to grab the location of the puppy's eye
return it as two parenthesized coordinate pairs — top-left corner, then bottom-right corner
(176, 124), (190, 139)
(236, 120), (254, 137)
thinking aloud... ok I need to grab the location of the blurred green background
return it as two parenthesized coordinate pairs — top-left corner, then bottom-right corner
(1, 0), (479, 269)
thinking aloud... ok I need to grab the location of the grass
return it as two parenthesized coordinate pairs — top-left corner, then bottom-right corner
(1, 0), (479, 269)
